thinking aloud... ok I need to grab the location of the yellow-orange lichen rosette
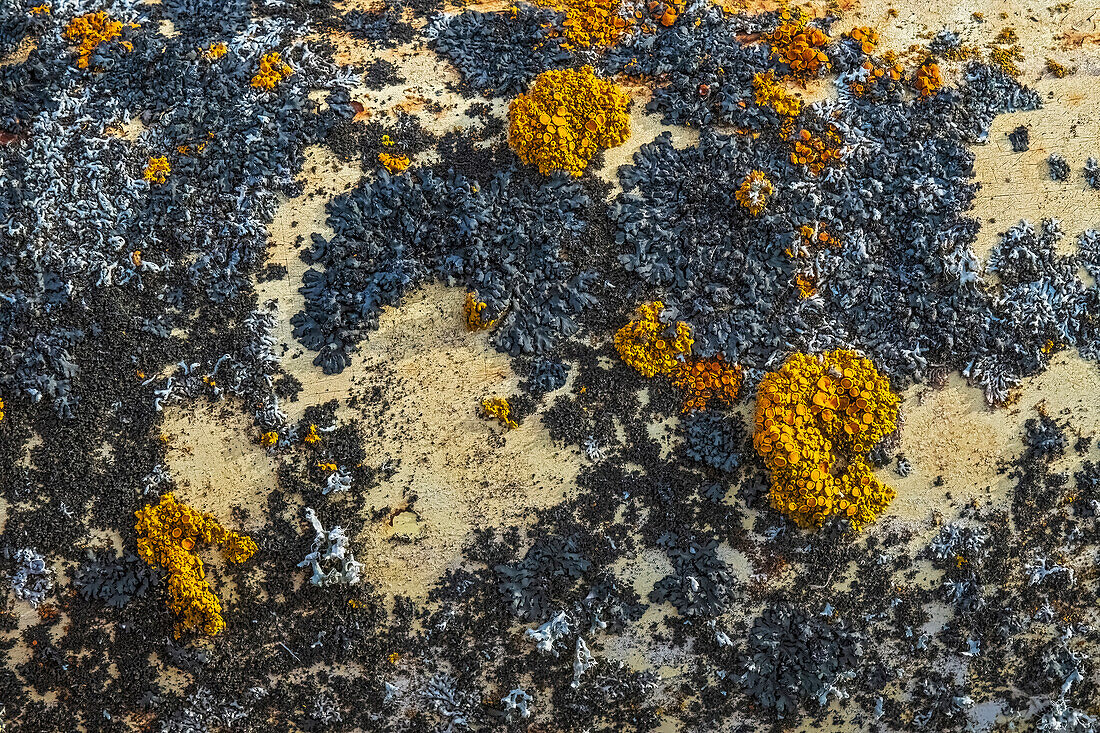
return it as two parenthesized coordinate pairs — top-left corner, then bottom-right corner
(753, 349), (899, 531)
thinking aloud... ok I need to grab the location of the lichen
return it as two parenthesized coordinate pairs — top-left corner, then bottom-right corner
(251, 51), (294, 90)
(508, 65), (630, 177)
(753, 349), (900, 531)
(134, 493), (257, 637)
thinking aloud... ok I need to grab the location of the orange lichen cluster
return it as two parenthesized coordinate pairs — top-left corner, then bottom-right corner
(481, 396), (518, 430)
(912, 61), (943, 97)
(752, 71), (803, 118)
(143, 156), (170, 184)
(251, 52), (293, 90)
(765, 8), (830, 78)
(30, 3), (50, 14)
(793, 222), (840, 255)
(260, 431), (278, 447)
(533, 0), (684, 49)
(63, 12), (137, 70)
(846, 59), (903, 97)
(790, 127), (844, 174)
(508, 66), (631, 177)
(671, 354), (743, 412)
(0, 396), (5, 422)
(845, 26), (878, 54)
(464, 292), (497, 330)
(736, 170), (774, 216)
(203, 42), (227, 59)
(535, 0), (629, 48)
(303, 424), (321, 444)
(135, 493), (257, 636)
(613, 301), (693, 378)
(795, 273), (816, 298)
(378, 152), (411, 174)
(753, 350), (900, 531)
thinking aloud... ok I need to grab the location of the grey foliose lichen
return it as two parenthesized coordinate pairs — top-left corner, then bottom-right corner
(7, 547), (52, 607)
(298, 507), (363, 586)
(293, 168), (595, 373)
(739, 604), (862, 718)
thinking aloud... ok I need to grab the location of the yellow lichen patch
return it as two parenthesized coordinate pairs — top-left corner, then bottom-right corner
(0, 396), (5, 422)
(1045, 58), (1070, 77)
(303, 424), (321, 444)
(671, 354), (743, 412)
(260, 430), (278, 448)
(795, 273), (816, 298)
(912, 61), (944, 97)
(30, 3), (50, 14)
(764, 8), (830, 78)
(753, 349), (900, 531)
(752, 71), (803, 119)
(378, 151), (411, 174)
(464, 292), (497, 331)
(988, 45), (1023, 77)
(614, 301), (693, 378)
(251, 51), (293, 90)
(64, 11), (137, 70)
(481, 396), (518, 430)
(508, 65), (631, 177)
(533, 0), (684, 49)
(143, 156), (170, 184)
(790, 126), (844, 175)
(135, 493), (257, 637)
(535, 0), (628, 49)
(203, 42), (227, 60)
(736, 169), (774, 216)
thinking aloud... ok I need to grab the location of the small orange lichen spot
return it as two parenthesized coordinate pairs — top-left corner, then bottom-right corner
(143, 156), (170, 184)
(0, 396), (5, 422)
(508, 65), (630, 177)
(381, 134), (394, 147)
(64, 12), (137, 70)
(317, 462), (337, 471)
(388, 652), (401, 664)
(736, 170), (774, 216)
(464, 292), (497, 331)
(131, 250), (142, 267)
(671, 354), (743, 412)
(378, 151), (410, 174)
(251, 51), (293, 90)
(135, 493), (257, 637)
(614, 301), (693, 378)
(260, 430), (278, 447)
(30, 3), (50, 14)
(795, 273), (816, 298)
(203, 42), (228, 60)
(136, 370), (145, 379)
(481, 397), (518, 430)
(845, 26), (878, 54)
(912, 61), (944, 97)
(303, 424), (321, 444)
